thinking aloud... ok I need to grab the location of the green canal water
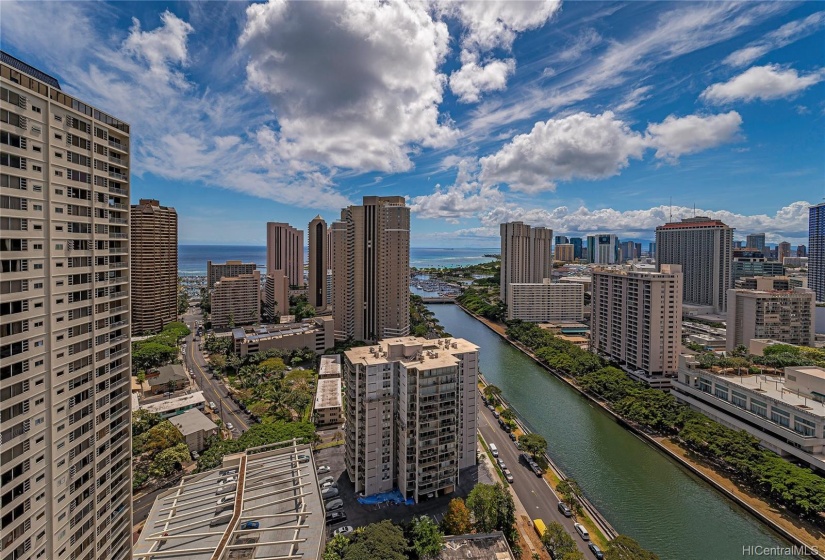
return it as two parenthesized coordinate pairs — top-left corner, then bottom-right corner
(431, 304), (803, 560)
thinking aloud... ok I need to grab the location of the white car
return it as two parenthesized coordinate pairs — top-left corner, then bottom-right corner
(332, 525), (354, 537)
(321, 481), (337, 490)
(319, 476), (335, 486)
(226, 423), (234, 431)
(317, 466), (331, 474)
(209, 401), (217, 409)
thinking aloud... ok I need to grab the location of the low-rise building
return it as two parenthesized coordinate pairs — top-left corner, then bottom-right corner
(437, 532), (516, 560)
(672, 356), (825, 471)
(314, 376), (343, 426)
(212, 270), (262, 328)
(133, 441), (325, 560)
(319, 354), (342, 378)
(169, 409), (219, 452)
(138, 391), (207, 419)
(232, 316), (335, 356)
(735, 276), (792, 290)
(686, 333), (727, 350)
(507, 279), (584, 322)
(726, 287), (816, 351)
(146, 364), (188, 395)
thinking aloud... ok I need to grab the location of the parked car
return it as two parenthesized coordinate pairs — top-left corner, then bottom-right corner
(496, 458), (506, 470)
(492, 410), (500, 419)
(240, 521), (260, 530)
(317, 465), (331, 474)
(216, 496), (233, 507)
(322, 487), (339, 500)
(319, 476), (335, 486)
(297, 454), (310, 464)
(332, 526), (354, 537)
(325, 511), (347, 525)
(209, 401), (217, 409)
(574, 523), (590, 541)
(509, 432), (517, 441)
(191, 451), (199, 460)
(503, 469), (514, 483)
(321, 481), (337, 490)
(487, 404), (495, 412)
(226, 423), (234, 431)
(588, 543), (604, 559)
(557, 501), (573, 517)
(325, 498), (344, 511)
(219, 476), (237, 486)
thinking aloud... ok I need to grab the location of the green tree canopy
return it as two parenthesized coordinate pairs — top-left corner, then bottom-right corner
(518, 433), (547, 458)
(149, 442), (190, 478)
(604, 535), (660, 560)
(196, 421), (317, 471)
(132, 409), (163, 437)
(466, 483), (517, 543)
(541, 521), (579, 558)
(483, 384), (502, 402)
(344, 521), (408, 560)
(409, 515), (444, 559)
(134, 420), (184, 457)
(132, 342), (177, 371)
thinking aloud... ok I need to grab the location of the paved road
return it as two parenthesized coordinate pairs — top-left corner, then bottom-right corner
(181, 308), (251, 435)
(478, 400), (594, 558)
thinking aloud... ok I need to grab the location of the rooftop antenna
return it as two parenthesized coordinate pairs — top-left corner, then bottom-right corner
(669, 196), (673, 222)
(693, 203), (696, 218)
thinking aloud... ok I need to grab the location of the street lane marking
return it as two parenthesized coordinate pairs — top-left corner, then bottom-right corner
(189, 336), (248, 431)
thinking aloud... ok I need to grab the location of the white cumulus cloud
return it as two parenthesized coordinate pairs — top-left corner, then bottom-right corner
(240, 0), (456, 173)
(646, 111), (743, 160)
(123, 10), (194, 87)
(442, 0), (561, 102)
(702, 64), (824, 104)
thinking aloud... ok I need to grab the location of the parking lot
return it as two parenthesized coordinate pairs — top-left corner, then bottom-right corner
(314, 445), (479, 535)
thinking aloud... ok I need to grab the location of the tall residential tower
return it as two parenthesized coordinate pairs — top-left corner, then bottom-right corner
(0, 52), (133, 560)
(810, 203), (824, 302)
(308, 215), (328, 310)
(266, 222), (304, 287)
(499, 222), (552, 303)
(331, 196), (410, 342)
(130, 198), (177, 334)
(655, 217), (733, 313)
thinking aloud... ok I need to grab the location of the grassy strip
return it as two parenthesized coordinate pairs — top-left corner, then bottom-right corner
(315, 440), (344, 451)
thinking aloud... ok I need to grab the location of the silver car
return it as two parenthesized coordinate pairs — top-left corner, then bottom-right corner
(325, 498), (344, 511)
(322, 487), (339, 500)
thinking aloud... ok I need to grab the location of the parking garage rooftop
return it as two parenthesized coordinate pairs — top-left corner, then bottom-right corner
(133, 440), (324, 560)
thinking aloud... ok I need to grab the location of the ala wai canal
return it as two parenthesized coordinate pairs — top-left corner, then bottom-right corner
(429, 303), (802, 560)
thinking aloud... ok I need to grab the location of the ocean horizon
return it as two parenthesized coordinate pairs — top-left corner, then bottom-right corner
(178, 244), (499, 276)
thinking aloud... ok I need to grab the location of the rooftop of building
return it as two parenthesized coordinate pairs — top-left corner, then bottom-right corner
(169, 409), (219, 436)
(148, 364), (188, 387)
(232, 317), (331, 343)
(591, 264), (682, 277)
(437, 532), (515, 560)
(314, 377), (342, 410)
(133, 441), (324, 560)
(345, 336), (478, 369)
(658, 216), (730, 228)
(682, 357), (825, 419)
(318, 354), (341, 377)
(1, 50), (61, 89)
(139, 391), (206, 414)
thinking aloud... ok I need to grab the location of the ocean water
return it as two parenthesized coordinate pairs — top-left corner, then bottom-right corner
(178, 245), (499, 276)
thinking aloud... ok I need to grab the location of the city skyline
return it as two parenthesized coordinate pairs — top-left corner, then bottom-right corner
(1, 1), (822, 246)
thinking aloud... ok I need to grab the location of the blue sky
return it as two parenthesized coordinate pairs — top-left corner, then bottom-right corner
(3, 1), (822, 246)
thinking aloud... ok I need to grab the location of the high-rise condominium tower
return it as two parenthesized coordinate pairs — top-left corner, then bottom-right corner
(586, 234), (620, 265)
(344, 337), (478, 502)
(726, 287), (815, 351)
(810, 203), (824, 302)
(331, 196), (410, 341)
(266, 222), (304, 287)
(656, 217), (733, 313)
(746, 233), (766, 253)
(308, 215), (328, 310)
(0, 52), (133, 560)
(499, 222), (552, 303)
(131, 199), (177, 334)
(777, 241), (792, 263)
(591, 265), (683, 377)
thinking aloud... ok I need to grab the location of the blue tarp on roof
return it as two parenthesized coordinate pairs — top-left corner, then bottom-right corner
(357, 489), (414, 506)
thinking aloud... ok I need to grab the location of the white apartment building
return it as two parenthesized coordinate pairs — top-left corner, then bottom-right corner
(672, 356), (825, 471)
(591, 265), (683, 380)
(0, 52), (132, 560)
(506, 279), (584, 322)
(500, 222), (553, 303)
(211, 270), (261, 328)
(344, 337), (478, 502)
(586, 234), (620, 265)
(726, 287), (816, 351)
(655, 217), (734, 313)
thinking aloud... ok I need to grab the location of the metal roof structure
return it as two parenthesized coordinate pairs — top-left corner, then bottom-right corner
(133, 440), (325, 560)
(1, 50), (62, 89)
